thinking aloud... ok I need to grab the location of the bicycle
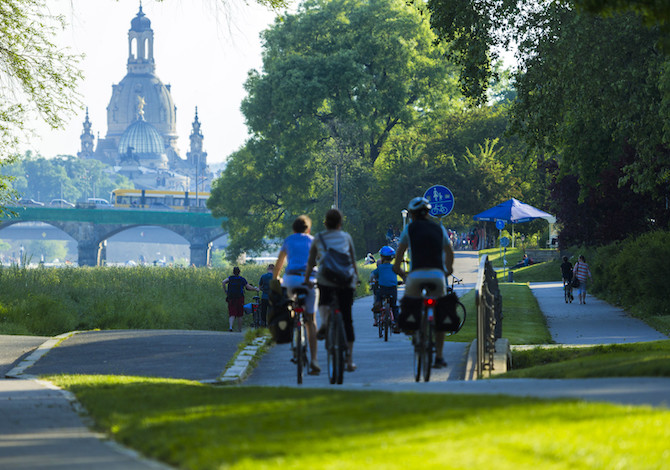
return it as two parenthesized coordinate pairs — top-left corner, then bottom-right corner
(326, 296), (348, 385)
(379, 294), (395, 342)
(251, 296), (262, 328)
(413, 282), (436, 382)
(289, 288), (310, 384)
(444, 276), (467, 338)
(563, 279), (574, 303)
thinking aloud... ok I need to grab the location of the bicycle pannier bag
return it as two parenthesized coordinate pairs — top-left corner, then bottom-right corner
(318, 233), (354, 286)
(398, 296), (422, 331)
(267, 287), (293, 343)
(435, 293), (461, 332)
(571, 278), (580, 288)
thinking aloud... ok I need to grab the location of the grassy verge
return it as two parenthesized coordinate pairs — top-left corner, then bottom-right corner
(447, 283), (552, 345)
(47, 375), (670, 470)
(501, 340), (670, 379)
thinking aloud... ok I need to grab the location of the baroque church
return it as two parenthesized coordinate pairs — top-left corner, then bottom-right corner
(77, 6), (212, 192)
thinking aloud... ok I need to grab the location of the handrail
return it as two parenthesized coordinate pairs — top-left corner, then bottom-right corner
(475, 255), (503, 378)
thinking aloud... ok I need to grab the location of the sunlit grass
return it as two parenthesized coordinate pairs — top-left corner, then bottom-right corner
(503, 340), (670, 378)
(448, 284), (552, 344)
(48, 375), (670, 470)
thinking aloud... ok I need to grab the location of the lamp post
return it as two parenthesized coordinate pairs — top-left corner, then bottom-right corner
(401, 209), (409, 272)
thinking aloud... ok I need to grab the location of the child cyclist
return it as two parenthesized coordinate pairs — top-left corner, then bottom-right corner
(370, 246), (400, 328)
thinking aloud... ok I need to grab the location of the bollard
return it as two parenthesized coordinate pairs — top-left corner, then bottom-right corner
(508, 271), (514, 282)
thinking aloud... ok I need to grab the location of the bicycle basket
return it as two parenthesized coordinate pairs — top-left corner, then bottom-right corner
(435, 293), (462, 333)
(268, 287), (293, 343)
(398, 296), (422, 331)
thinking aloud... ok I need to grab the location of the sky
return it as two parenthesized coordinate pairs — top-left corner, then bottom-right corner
(24, 0), (280, 166)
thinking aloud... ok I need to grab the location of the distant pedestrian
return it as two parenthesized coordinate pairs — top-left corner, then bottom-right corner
(560, 256), (574, 303)
(572, 255), (592, 304)
(257, 264), (274, 327)
(223, 267), (260, 331)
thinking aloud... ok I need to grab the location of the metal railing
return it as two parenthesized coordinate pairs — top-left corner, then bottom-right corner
(475, 255), (503, 378)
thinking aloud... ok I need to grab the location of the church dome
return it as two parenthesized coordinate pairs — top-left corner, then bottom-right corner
(131, 7), (151, 32)
(118, 118), (168, 169)
(105, 73), (177, 141)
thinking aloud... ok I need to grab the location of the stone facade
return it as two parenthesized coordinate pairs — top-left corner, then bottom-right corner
(78, 6), (212, 192)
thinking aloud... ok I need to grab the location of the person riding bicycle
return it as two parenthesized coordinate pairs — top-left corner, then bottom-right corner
(560, 256), (574, 302)
(393, 196), (454, 369)
(304, 208), (359, 372)
(370, 246), (399, 328)
(273, 215), (320, 376)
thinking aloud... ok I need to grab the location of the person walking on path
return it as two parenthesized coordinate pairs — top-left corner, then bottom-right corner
(305, 208), (359, 372)
(223, 267), (260, 331)
(273, 215), (321, 375)
(257, 264), (274, 327)
(573, 255), (593, 305)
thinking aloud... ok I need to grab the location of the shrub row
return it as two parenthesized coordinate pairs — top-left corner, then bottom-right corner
(578, 230), (670, 318)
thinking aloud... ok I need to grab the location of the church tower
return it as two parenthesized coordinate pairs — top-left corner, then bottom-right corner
(127, 5), (155, 75)
(77, 108), (95, 159)
(186, 108), (210, 191)
(97, 5), (178, 163)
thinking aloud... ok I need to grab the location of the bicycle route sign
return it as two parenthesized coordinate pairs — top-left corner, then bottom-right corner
(424, 185), (455, 218)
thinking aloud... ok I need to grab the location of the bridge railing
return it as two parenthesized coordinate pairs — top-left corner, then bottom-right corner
(474, 255), (503, 379)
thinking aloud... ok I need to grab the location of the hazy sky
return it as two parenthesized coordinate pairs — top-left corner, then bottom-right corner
(25, 0), (279, 165)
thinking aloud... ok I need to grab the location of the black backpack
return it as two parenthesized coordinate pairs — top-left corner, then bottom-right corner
(267, 287), (293, 343)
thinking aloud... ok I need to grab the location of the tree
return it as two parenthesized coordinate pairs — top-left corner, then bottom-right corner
(211, 0), (458, 256)
(0, 0), (83, 155)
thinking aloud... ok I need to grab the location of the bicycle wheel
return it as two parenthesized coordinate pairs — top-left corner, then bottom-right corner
(327, 313), (337, 384)
(383, 299), (390, 342)
(335, 313), (346, 384)
(413, 327), (422, 382)
(564, 283), (569, 303)
(422, 307), (434, 382)
(378, 308), (383, 338)
(294, 322), (303, 384)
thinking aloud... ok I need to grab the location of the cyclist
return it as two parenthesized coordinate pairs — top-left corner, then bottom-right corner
(273, 215), (320, 375)
(370, 246), (399, 329)
(304, 208), (359, 372)
(560, 256), (574, 302)
(393, 196), (454, 369)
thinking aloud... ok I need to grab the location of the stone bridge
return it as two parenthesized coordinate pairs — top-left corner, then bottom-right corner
(0, 207), (226, 267)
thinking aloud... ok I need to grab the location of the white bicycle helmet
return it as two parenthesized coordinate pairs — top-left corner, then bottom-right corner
(408, 196), (431, 212)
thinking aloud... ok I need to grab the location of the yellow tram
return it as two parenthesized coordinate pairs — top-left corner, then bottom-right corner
(111, 189), (210, 211)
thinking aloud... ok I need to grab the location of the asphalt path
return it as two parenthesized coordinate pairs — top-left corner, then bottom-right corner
(1, 250), (669, 469)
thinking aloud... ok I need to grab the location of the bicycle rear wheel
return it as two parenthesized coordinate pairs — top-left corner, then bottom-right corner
(294, 322), (303, 384)
(335, 314), (346, 384)
(422, 308), (433, 382)
(378, 309), (383, 338)
(383, 300), (390, 342)
(413, 328), (422, 382)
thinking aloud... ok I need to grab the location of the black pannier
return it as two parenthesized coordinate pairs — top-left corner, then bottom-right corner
(435, 292), (461, 332)
(398, 296), (422, 331)
(267, 287), (293, 343)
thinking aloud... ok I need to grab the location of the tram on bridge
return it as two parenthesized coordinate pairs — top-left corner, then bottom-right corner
(111, 189), (210, 211)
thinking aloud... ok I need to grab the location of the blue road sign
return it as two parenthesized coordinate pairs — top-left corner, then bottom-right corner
(424, 185), (455, 217)
(495, 220), (505, 230)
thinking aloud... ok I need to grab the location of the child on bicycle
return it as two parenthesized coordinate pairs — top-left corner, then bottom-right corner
(370, 246), (399, 327)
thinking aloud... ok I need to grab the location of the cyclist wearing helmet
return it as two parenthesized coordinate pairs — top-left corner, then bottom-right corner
(393, 196), (454, 369)
(370, 245), (400, 327)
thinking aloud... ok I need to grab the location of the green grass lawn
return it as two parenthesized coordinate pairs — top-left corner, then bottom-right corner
(502, 340), (670, 379)
(447, 283), (552, 345)
(48, 375), (670, 470)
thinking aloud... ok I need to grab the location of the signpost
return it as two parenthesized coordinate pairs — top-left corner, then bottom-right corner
(423, 185), (454, 218)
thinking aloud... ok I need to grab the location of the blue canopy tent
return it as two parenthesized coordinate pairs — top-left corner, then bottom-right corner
(473, 198), (556, 247)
